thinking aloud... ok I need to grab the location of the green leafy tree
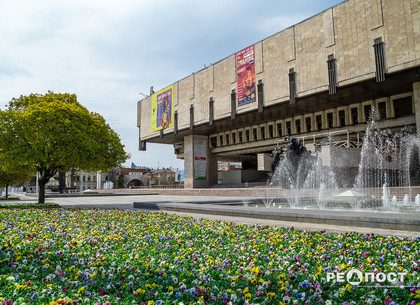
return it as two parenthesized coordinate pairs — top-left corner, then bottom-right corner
(0, 91), (129, 203)
(0, 169), (32, 199)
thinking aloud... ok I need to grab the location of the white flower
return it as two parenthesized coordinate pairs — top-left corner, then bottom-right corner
(6, 276), (15, 282)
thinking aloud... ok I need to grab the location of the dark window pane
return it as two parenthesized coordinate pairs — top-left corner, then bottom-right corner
(219, 135), (223, 146)
(246, 130), (250, 142)
(232, 132), (236, 144)
(373, 40), (386, 82)
(239, 131), (243, 143)
(253, 128), (258, 141)
(327, 113), (333, 129)
(226, 134), (230, 145)
(260, 127), (265, 139)
(327, 56), (337, 94)
(295, 119), (301, 134)
(231, 92), (236, 119)
(289, 69), (296, 104)
(277, 123), (282, 137)
(305, 117), (311, 132)
(338, 110), (345, 127)
(351, 108), (358, 124)
(378, 102), (386, 120)
(257, 82), (264, 112)
(209, 99), (214, 125)
(268, 125), (273, 138)
(393, 97), (412, 118)
(316, 115), (322, 130)
(286, 121), (291, 135)
(364, 105), (372, 121)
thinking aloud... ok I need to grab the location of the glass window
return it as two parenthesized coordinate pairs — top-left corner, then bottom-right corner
(393, 97), (412, 118)
(351, 108), (358, 124)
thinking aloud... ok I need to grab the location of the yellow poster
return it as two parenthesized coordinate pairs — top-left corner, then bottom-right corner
(151, 84), (174, 132)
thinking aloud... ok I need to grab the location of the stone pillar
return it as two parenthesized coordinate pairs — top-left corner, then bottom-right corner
(184, 135), (217, 188)
(414, 81), (420, 137)
(96, 171), (101, 190)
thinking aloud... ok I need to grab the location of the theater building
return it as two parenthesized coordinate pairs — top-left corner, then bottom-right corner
(137, 0), (420, 188)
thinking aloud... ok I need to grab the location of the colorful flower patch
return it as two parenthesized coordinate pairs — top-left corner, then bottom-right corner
(0, 209), (419, 304)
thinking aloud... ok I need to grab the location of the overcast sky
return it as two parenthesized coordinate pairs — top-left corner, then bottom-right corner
(0, 0), (343, 169)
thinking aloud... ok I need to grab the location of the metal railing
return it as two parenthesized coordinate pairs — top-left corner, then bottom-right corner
(129, 184), (184, 189)
(277, 129), (363, 149)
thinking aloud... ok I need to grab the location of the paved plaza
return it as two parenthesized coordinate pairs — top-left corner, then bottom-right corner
(6, 193), (420, 238)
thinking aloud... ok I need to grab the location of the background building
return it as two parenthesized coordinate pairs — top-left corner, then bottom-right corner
(144, 168), (176, 186)
(137, 0), (420, 188)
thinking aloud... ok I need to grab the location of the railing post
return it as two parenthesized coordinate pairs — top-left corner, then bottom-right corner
(346, 130), (350, 148)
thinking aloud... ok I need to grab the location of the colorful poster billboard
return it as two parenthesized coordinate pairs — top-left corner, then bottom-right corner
(151, 85), (174, 132)
(194, 138), (207, 180)
(236, 45), (256, 106)
(176, 169), (184, 182)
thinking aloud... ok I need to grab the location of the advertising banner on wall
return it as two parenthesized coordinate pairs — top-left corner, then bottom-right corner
(236, 45), (256, 106)
(151, 84), (174, 132)
(194, 138), (207, 180)
(176, 169), (184, 182)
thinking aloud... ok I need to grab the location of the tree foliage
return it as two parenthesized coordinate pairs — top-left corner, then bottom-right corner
(0, 91), (129, 203)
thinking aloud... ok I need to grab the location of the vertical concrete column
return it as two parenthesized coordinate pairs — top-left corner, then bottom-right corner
(96, 171), (101, 190)
(184, 135), (217, 188)
(414, 81), (420, 137)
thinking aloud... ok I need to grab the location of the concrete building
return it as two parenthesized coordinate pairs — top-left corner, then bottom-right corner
(137, 0), (420, 188)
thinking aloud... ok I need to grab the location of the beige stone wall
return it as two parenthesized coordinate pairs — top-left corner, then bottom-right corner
(213, 56), (236, 120)
(138, 0), (420, 141)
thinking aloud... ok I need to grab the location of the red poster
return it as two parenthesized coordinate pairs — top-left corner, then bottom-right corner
(236, 45), (256, 106)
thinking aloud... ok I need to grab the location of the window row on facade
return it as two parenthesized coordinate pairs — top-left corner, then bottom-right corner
(209, 93), (413, 149)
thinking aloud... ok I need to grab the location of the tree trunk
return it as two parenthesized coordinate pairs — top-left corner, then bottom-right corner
(58, 171), (66, 193)
(37, 168), (57, 204)
(5, 183), (9, 199)
(38, 178), (47, 204)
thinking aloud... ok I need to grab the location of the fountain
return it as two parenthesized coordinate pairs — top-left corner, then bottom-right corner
(252, 108), (420, 213)
(1, 186), (24, 197)
(103, 181), (114, 190)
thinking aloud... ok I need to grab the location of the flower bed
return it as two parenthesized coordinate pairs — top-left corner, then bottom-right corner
(0, 203), (60, 209)
(0, 209), (419, 305)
